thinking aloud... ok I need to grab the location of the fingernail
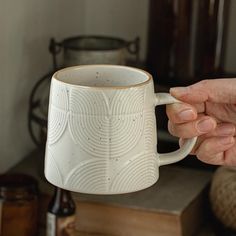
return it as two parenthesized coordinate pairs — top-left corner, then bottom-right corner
(170, 87), (188, 96)
(178, 109), (195, 121)
(220, 137), (234, 145)
(197, 118), (215, 133)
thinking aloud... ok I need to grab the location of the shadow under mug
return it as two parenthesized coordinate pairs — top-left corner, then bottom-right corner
(45, 65), (197, 194)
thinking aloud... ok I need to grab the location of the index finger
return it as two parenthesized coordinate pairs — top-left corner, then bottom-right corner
(170, 79), (236, 104)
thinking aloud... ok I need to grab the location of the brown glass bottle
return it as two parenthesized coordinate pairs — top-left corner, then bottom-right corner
(0, 174), (38, 236)
(47, 187), (76, 236)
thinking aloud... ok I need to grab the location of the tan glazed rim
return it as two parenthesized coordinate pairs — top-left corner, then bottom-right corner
(53, 64), (153, 89)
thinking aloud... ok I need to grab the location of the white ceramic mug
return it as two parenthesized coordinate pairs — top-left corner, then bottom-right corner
(45, 65), (197, 194)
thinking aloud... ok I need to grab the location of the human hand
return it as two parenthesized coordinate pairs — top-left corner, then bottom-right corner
(166, 79), (236, 166)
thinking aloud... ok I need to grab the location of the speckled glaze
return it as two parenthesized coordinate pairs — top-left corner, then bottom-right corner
(45, 65), (196, 194)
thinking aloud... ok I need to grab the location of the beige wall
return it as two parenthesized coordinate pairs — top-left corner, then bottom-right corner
(83, 0), (149, 60)
(0, 0), (86, 172)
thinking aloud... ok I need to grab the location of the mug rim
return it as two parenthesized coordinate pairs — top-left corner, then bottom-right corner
(52, 64), (153, 89)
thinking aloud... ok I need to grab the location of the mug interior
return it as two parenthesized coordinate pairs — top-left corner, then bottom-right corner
(54, 65), (151, 88)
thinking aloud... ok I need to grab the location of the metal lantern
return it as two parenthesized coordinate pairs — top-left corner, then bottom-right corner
(49, 35), (140, 70)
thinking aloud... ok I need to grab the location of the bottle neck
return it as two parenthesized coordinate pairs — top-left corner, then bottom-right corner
(54, 188), (69, 204)
(48, 187), (76, 216)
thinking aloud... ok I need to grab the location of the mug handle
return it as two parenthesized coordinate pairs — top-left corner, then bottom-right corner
(155, 93), (197, 166)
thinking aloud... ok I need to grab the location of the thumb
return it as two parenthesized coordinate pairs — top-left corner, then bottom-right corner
(170, 79), (236, 104)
